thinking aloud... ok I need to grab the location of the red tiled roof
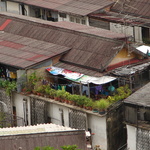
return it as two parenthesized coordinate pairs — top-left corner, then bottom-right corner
(0, 32), (70, 69)
(8, 0), (114, 16)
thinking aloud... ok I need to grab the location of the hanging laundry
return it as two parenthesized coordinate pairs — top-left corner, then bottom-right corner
(66, 84), (72, 93)
(95, 85), (103, 95)
(10, 72), (17, 79)
(108, 85), (115, 92)
(82, 85), (89, 96)
(61, 85), (66, 91)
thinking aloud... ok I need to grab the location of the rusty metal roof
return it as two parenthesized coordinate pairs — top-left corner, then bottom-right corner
(0, 32), (70, 69)
(53, 21), (127, 39)
(111, 0), (150, 19)
(54, 62), (104, 77)
(124, 82), (150, 106)
(0, 13), (125, 72)
(9, 0), (114, 16)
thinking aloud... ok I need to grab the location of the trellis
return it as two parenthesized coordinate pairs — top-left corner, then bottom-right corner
(69, 109), (87, 130)
(30, 97), (48, 125)
(137, 128), (150, 150)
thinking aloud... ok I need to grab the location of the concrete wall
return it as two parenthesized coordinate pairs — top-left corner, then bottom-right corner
(13, 93), (31, 126)
(48, 103), (107, 150)
(0, 130), (87, 150)
(127, 125), (136, 150)
(110, 22), (143, 43)
(0, 1), (6, 12)
(13, 93), (108, 150)
(134, 26), (143, 43)
(87, 114), (107, 150)
(48, 103), (70, 126)
(109, 48), (137, 66)
(6, 1), (19, 14)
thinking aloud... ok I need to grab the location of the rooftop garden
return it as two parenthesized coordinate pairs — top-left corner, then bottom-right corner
(0, 72), (132, 115)
(21, 72), (132, 115)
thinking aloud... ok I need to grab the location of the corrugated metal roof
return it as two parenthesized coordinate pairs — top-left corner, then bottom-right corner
(54, 62), (104, 77)
(0, 32), (70, 69)
(53, 21), (127, 39)
(89, 13), (144, 25)
(124, 82), (150, 106)
(8, 0), (114, 16)
(111, 0), (150, 19)
(0, 123), (77, 136)
(0, 13), (125, 72)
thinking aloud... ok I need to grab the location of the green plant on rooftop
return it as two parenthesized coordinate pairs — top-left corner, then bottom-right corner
(28, 71), (42, 90)
(0, 79), (16, 96)
(61, 145), (81, 150)
(107, 84), (132, 104)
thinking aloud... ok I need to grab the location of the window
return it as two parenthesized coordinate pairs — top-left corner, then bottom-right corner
(76, 18), (80, 23)
(70, 16), (74, 22)
(59, 13), (66, 18)
(81, 19), (86, 25)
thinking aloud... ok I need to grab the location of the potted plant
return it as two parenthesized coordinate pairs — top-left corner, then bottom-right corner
(49, 89), (57, 99)
(84, 98), (93, 110)
(55, 90), (67, 102)
(35, 85), (45, 96)
(28, 71), (42, 90)
(62, 91), (71, 103)
(76, 95), (87, 108)
(77, 95), (91, 108)
(44, 85), (51, 98)
(92, 100), (99, 113)
(97, 99), (110, 115)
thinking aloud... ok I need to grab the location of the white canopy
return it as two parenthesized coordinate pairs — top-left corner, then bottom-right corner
(47, 66), (116, 85)
(136, 45), (150, 54)
(77, 75), (116, 84)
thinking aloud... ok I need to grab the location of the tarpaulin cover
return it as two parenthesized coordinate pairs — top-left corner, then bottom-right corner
(46, 66), (116, 84)
(136, 45), (150, 54)
(76, 75), (116, 84)
(46, 66), (84, 80)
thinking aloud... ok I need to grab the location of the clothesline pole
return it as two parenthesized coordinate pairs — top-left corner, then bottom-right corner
(80, 81), (82, 96)
(72, 82), (74, 94)
(88, 82), (90, 98)
(118, 78), (120, 87)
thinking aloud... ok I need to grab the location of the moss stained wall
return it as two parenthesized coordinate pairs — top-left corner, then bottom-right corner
(106, 103), (127, 150)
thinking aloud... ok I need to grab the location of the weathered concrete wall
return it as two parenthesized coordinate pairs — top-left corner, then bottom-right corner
(106, 103), (127, 150)
(0, 89), (12, 114)
(0, 130), (87, 150)
(127, 125), (136, 150)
